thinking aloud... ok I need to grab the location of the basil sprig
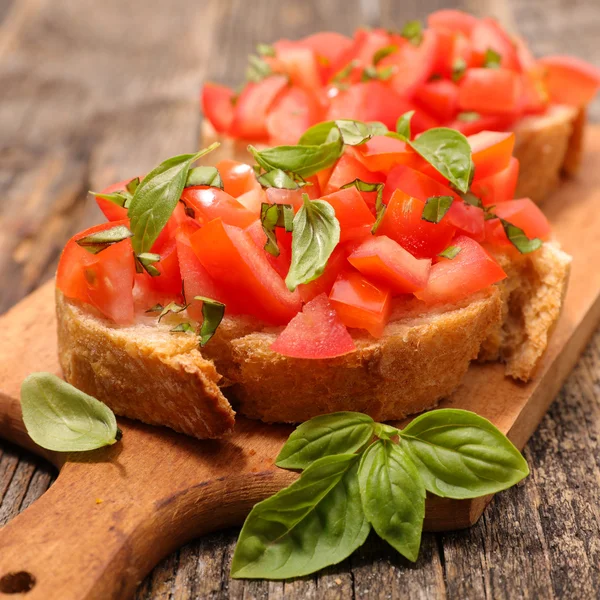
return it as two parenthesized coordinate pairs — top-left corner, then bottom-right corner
(231, 409), (529, 579)
(421, 195), (454, 223)
(260, 202), (294, 256)
(285, 194), (340, 291)
(128, 143), (218, 255)
(75, 224), (133, 255)
(20, 373), (121, 452)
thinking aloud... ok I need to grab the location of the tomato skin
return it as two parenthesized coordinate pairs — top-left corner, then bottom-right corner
(350, 136), (421, 174)
(470, 18), (520, 71)
(320, 187), (375, 240)
(272, 43), (322, 91)
(427, 10), (478, 36)
(450, 114), (516, 136)
(202, 83), (235, 134)
(271, 293), (355, 359)
(415, 236), (506, 304)
(471, 157), (519, 206)
(216, 160), (259, 198)
(348, 235), (431, 295)
(468, 131), (516, 180)
(415, 80), (459, 122)
(458, 69), (521, 115)
(190, 219), (301, 325)
(237, 187), (265, 215)
(329, 270), (392, 338)
(181, 186), (256, 229)
(383, 164), (458, 204)
(94, 177), (140, 222)
(300, 32), (354, 82)
(228, 75), (289, 140)
(298, 244), (349, 303)
(538, 56), (600, 107)
(57, 220), (135, 324)
(355, 81), (415, 130)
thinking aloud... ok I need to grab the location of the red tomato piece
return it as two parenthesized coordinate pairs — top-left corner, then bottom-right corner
(201, 83), (236, 134)
(538, 56), (600, 107)
(245, 219), (292, 279)
(377, 189), (456, 259)
(56, 220), (135, 324)
(299, 32), (354, 82)
(329, 269), (392, 338)
(470, 18), (520, 71)
(265, 187), (305, 212)
(471, 157), (519, 206)
(427, 10), (478, 36)
(350, 136), (421, 174)
(383, 164), (458, 204)
(355, 81), (415, 130)
(216, 160), (259, 198)
(272, 42), (322, 91)
(94, 177), (140, 222)
(266, 86), (322, 145)
(152, 202), (187, 254)
(181, 187), (256, 229)
(468, 131), (515, 180)
(449, 113), (517, 136)
(519, 69), (550, 115)
(348, 235), (431, 295)
(237, 187), (265, 215)
(298, 244), (348, 304)
(320, 186), (375, 240)
(326, 84), (366, 122)
(446, 201), (485, 241)
(458, 69), (521, 116)
(190, 219), (301, 325)
(139, 237), (183, 300)
(228, 75), (289, 140)
(415, 235), (506, 304)
(271, 293), (356, 359)
(415, 80), (459, 122)
(324, 153), (384, 207)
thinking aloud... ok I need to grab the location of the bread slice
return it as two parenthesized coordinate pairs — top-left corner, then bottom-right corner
(201, 104), (586, 205)
(56, 242), (570, 437)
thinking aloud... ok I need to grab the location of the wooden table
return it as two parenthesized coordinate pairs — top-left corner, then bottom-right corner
(0, 0), (599, 598)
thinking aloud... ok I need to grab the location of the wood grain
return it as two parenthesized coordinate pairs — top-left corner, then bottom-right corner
(0, 0), (599, 598)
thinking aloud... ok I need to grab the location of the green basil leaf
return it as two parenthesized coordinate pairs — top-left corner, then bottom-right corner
(484, 48), (502, 69)
(400, 408), (530, 499)
(125, 177), (140, 196)
(275, 411), (375, 470)
(171, 322), (195, 333)
(257, 169), (301, 190)
(499, 218), (543, 254)
(150, 301), (189, 322)
(75, 224), (133, 255)
(421, 195), (454, 223)
(231, 454), (370, 579)
(285, 195), (340, 291)
(457, 111), (480, 123)
(374, 423), (399, 440)
(90, 190), (130, 209)
(20, 372), (120, 452)
(185, 166), (223, 190)
(336, 119), (376, 146)
(358, 440), (425, 562)
(361, 65), (395, 82)
(340, 178), (385, 233)
(438, 245), (462, 260)
(194, 296), (225, 346)
(257, 43), (276, 57)
(128, 144), (218, 254)
(396, 110), (415, 140)
(331, 59), (359, 84)
(461, 191), (483, 208)
(260, 202), (294, 256)
(409, 128), (472, 193)
(452, 57), (467, 82)
(367, 121), (390, 136)
(373, 45), (398, 65)
(135, 252), (161, 277)
(401, 20), (423, 46)
(246, 54), (273, 83)
(298, 119), (383, 148)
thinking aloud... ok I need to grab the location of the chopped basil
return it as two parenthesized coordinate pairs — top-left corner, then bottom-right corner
(257, 43), (276, 57)
(125, 177), (140, 196)
(361, 64), (395, 82)
(90, 190), (130, 209)
(422, 195), (454, 223)
(75, 224), (133, 255)
(257, 169), (302, 190)
(332, 59), (359, 83)
(457, 111), (481, 123)
(438, 245), (462, 260)
(396, 110), (415, 140)
(185, 166), (223, 190)
(373, 45), (398, 65)
(499, 218), (543, 254)
(484, 48), (502, 69)
(340, 178), (385, 234)
(452, 57), (467, 82)
(246, 54), (273, 83)
(194, 296), (225, 346)
(260, 202), (294, 256)
(460, 191), (483, 208)
(135, 252), (161, 277)
(146, 301), (189, 322)
(170, 322), (195, 333)
(401, 20), (423, 46)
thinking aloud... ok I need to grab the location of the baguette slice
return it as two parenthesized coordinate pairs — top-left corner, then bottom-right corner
(56, 242), (570, 437)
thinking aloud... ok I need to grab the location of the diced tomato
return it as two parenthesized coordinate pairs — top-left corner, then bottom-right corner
(326, 84), (367, 122)
(378, 189), (456, 259)
(266, 86), (322, 145)
(56, 220), (135, 324)
(427, 10), (478, 36)
(228, 75), (289, 140)
(299, 32), (354, 82)
(471, 157), (519, 206)
(237, 187), (265, 215)
(348, 235), (431, 295)
(384, 164), (458, 204)
(320, 186), (375, 240)
(449, 113), (517, 136)
(272, 42), (322, 91)
(324, 153), (384, 208)
(350, 136), (421, 174)
(202, 83), (236, 134)
(538, 56), (600, 107)
(138, 237), (183, 300)
(298, 244), (348, 303)
(217, 160), (259, 198)
(271, 293), (356, 359)
(245, 219), (292, 279)
(152, 202), (187, 254)
(354, 81), (415, 130)
(458, 69), (521, 115)
(181, 187), (256, 229)
(415, 235), (506, 304)
(468, 131), (515, 180)
(519, 69), (550, 115)
(415, 80), (459, 122)
(190, 219), (301, 325)
(470, 18), (520, 71)
(265, 187), (305, 212)
(329, 269), (392, 338)
(94, 177), (140, 222)
(446, 201), (485, 241)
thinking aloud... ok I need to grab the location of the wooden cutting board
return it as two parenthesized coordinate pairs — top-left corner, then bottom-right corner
(1, 129), (600, 600)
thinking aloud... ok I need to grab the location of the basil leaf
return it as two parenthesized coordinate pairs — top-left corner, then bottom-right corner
(367, 121), (390, 136)
(400, 408), (530, 499)
(246, 54), (273, 83)
(135, 252), (161, 276)
(260, 202), (294, 257)
(185, 166), (223, 190)
(361, 65), (395, 82)
(374, 423), (399, 440)
(452, 57), (467, 82)
(336, 119), (376, 146)
(276, 411), (375, 470)
(257, 43), (276, 57)
(396, 110), (415, 140)
(401, 20), (423, 46)
(331, 59), (359, 84)
(194, 296), (225, 346)
(373, 45), (397, 65)
(438, 245), (462, 260)
(298, 119), (382, 148)
(171, 322), (194, 333)
(409, 128), (472, 193)
(125, 177), (140, 196)
(20, 372), (120, 452)
(149, 301), (189, 322)
(128, 144), (218, 254)
(90, 190), (130, 209)
(458, 111), (480, 123)
(285, 195), (340, 291)
(499, 218), (543, 254)
(461, 191), (483, 208)
(257, 169), (301, 190)
(75, 224), (133, 255)
(484, 48), (502, 69)
(421, 195), (454, 223)
(231, 454), (370, 579)
(358, 440), (425, 562)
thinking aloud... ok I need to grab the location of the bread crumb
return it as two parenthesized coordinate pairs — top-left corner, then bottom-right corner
(95, 498), (103, 505)
(335, 578), (342, 585)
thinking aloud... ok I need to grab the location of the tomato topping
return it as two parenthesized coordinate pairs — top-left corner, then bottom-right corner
(378, 189), (456, 259)
(350, 136), (421, 174)
(468, 131), (515, 179)
(384, 164), (458, 204)
(470, 18), (520, 71)
(348, 235), (431, 295)
(181, 187), (256, 229)
(94, 177), (139, 222)
(271, 293), (356, 359)
(139, 237), (182, 299)
(57, 220), (135, 324)
(190, 219), (301, 325)
(300, 32), (354, 82)
(245, 219), (292, 279)
(237, 187), (266, 214)
(415, 79), (459, 122)
(329, 270), (392, 338)
(320, 186), (375, 240)
(458, 69), (521, 115)
(450, 114), (517, 136)
(201, 83), (235, 134)
(216, 160), (259, 198)
(427, 10), (478, 36)
(471, 157), (519, 206)
(415, 236), (506, 304)
(265, 187), (305, 212)
(538, 56), (600, 107)
(355, 81), (415, 130)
